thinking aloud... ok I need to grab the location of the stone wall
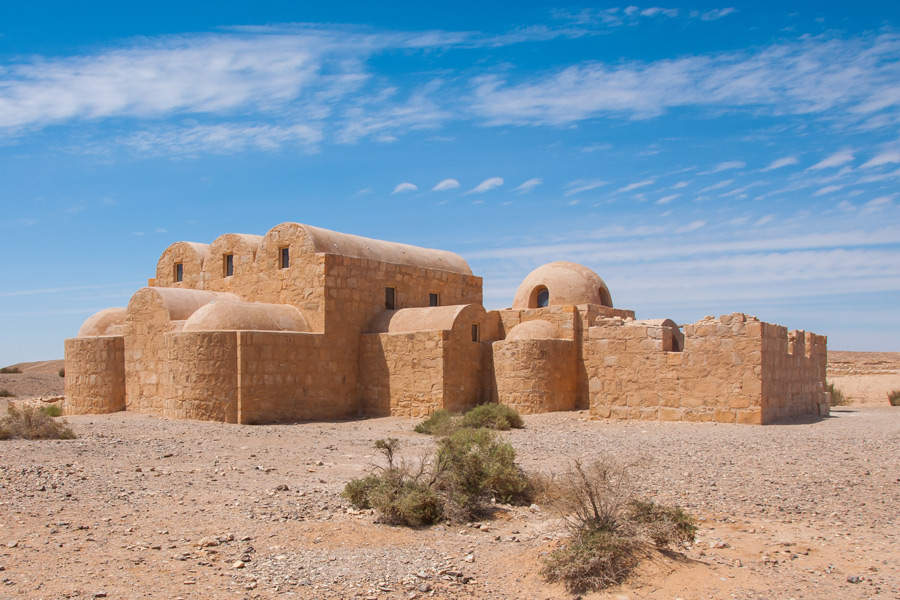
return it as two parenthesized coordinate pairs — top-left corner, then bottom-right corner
(165, 331), (238, 423)
(64, 336), (125, 415)
(493, 338), (576, 414)
(358, 331), (446, 417)
(761, 325), (829, 422)
(236, 331), (340, 423)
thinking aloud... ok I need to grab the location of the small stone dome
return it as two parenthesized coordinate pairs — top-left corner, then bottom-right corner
(512, 261), (612, 309)
(506, 320), (562, 341)
(78, 307), (127, 337)
(182, 301), (310, 332)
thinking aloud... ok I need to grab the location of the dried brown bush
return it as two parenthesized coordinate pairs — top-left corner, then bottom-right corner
(0, 405), (76, 440)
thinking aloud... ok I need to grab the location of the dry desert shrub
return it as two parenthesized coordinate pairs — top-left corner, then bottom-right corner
(827, 382), (848, 406)
(0, 389), (14, 398)
(414, 403), (524, 435)
(888, 389), (900, 407)
(0, 367), (22, 374)
(0, 405), (76, 440)
(538, 459), (696, 594)
(343, 429), (532, 526)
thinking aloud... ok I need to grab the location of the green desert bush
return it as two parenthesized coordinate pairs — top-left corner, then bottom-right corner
(0, 389), (13, 398)
(827, 382), (848, 406)
(40, 404), (64, 418)
(459, 403), (524, 431)
(343, 430), (532, 526)
(0, 367), (21, 374)
(538, 459), (696, 594)
(413, 409), (456, 435)
(58, 368), (65, 378)
(888, 389), (900, 407)
(0, 405), (76, 441)
(414, 403), (524, 435)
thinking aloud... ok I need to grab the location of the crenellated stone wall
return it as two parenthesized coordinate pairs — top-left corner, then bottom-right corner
(64, 336), (125, 415)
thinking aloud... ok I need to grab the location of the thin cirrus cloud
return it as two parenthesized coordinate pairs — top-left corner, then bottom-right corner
(471, 33), (900, 126)
(432, 178), (460, 191)
(808, 150), (855, 170)
(617, 179), (654, 193)
(699, 160), (746, 175)
(513, 178), (543, 194)
(860, 151), (900, 169)
(761, 156), (799, 171)
(392, 182), (418, 194)
(467, 177), (504, 194)
(563, 179), (608, 196)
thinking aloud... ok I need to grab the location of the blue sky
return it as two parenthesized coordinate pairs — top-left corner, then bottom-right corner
(2, 1), (899, 365)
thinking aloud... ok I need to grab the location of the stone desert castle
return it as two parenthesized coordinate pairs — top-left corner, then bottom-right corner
(65, 222), (829, 425)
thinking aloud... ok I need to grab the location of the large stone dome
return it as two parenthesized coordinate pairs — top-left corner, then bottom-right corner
(512, 261), (612, 309)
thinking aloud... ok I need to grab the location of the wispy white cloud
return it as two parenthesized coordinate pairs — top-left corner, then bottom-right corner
(861, 150), (900, 169)
(471, 34), (900, 127)
(761, 156), (799, 171)
(696, 8), (737, 20)
(617, 179), (654, 193)
(392, 182), (418, 194)
(513, 178), (542, 194)
(671, 181), (690, 189)
(813, 185), (843, 196)
(563, 178), (608, 196)
(467, 177), (504, 194)
(119, 122), (322, 156)
(700, 160), (745, 174)
(432, 178), (460, 191)
(808, 150), (855, 170)
(656, 194), (680, 205)
(699, 179), (734, 193)
(861, 196), (893, 214)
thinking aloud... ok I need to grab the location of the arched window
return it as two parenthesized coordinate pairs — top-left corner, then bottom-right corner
(536, 287), (549, 308)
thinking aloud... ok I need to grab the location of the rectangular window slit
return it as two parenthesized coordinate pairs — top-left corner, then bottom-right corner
(385, 287), (396, 310)
(174, 263), (183, 283)
(224, 254), (234, 277)
(429, 293), (439, 307)
(280, 247), (290, 269)
(471, 323), (480, 342)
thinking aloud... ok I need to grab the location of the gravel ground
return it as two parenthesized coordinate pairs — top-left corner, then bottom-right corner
(1, 405), (898, 599)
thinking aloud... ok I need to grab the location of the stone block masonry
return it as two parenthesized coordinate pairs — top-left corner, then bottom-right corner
(65, 222), (827, 424)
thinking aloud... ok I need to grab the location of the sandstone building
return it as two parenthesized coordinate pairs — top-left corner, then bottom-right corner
(65, 222), (829, 425)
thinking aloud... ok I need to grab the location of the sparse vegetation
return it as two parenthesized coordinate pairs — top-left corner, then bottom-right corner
(0, 405), (76, 440)
(59, 368), (65, 378)
(413, 409), (456, 435)
(40, 404), (64, 417)
(827, 382), (848, 406)
(538, 459), (696, 594)
(414, 403), (524, 435)
(888, 389), (900, 407)
(0, 367), (22, 374)
(342, 430), (532, 526)
(459, 403), (524, 431)
(0, 389), (13, 398)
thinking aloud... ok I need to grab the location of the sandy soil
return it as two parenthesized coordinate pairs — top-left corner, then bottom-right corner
(0, 353), (898, 599)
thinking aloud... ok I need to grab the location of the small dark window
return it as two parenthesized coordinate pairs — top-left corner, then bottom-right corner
(471, 323), (480, 342)
(174, 263), (183, 283)
(429, 293), (439, 307)
(280, 247), (290, 269)
(536, 287), (549, 308)
(385, 287), (396, 310)
(224, 254), (234, 277)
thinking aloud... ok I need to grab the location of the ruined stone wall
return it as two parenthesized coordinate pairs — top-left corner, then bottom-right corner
(64, 336), (125, 415)
(164, 331), (238, 423)
(586, 313), (765, 423)
(236, 331), (338, 423)
(760, 326), (828, 423)
(493, 338), (577, 414)
(358, 331), (445, 417)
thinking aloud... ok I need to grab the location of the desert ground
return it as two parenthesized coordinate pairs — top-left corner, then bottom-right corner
(0, 353), (898, 600)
